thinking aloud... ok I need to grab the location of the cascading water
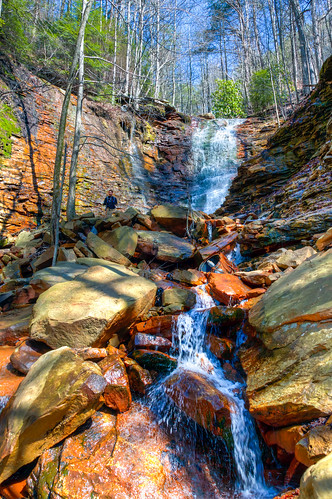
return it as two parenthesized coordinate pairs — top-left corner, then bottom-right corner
(191, 119), (243, 214)
(149, 287), (275, 498)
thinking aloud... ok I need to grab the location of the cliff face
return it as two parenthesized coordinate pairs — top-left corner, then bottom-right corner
(219, 56), (332, 226)
(0, 58), (192, 236)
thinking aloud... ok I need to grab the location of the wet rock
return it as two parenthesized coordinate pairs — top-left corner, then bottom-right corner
(299, 452), (332, 498)
(275, 246), (316, 270)
(132, 349), (177, 373)
(99, 226), (138, 257)
(132, 315), (177, 341)
(30, 262), (88, 294)
(197, 232), (238, 261)
(0, 346), (24, 416)
(0, 306), (32, 346)
(316, 227), (332, 251)
(170, 268), (206, 286)
(150, 204), (200, 237)
(207, 273), (265, 305)
(162, 288), (196, 310)
(206, 335), (235, 360)
(27, 402), (223, 499)
(0, 347), (106, 483)
(99, 354), (132, 412)
(86, 232), (131, 266)
(207, 306), (245, 328)
(165, 370), (232, 436)
(10, 339), (50, 374)
(136, 230), (196, 262)
(265, 426), (305, 454)
(295, 426), (332, 467)
(123, 358), (153, 394)
(130, 333), (172, 352)
(30, 265), (157, 349)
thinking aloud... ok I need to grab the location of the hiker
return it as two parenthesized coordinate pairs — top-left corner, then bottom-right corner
(103, 190), (118, 216)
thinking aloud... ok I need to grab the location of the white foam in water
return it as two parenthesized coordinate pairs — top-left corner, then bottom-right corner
(191, 119), (243, 214)
(165, 286), (275, 498)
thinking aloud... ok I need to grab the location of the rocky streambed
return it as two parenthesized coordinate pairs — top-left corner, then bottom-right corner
(0, 201), (331, 498)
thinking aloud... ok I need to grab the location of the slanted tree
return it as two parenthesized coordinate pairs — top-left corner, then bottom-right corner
(51, 0), (93, 247)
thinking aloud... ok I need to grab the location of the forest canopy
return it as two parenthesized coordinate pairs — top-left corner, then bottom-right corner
(0, 0), (331, 117)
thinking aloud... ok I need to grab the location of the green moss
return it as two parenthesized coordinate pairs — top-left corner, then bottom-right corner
(143, 122), (156, 143)
(0, 103), (20, 157)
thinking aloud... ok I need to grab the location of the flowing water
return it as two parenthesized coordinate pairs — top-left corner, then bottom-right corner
(191, 119), (243, 214)
(149, 288), (275, 498)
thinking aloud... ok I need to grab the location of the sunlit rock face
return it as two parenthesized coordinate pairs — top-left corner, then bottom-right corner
(219, 56), (332, 250)
(27, 403), (229, 499)
(0, 61), (192, 236)
(241, 250), (332, 427)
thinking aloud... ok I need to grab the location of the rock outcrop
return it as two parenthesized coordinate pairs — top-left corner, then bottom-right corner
(219, 56), (332, 252)
(241, 250), (332, 427)
(30, 265), (157, 349)
(0, 61), (192, 236)
(0, 347), (106, 483)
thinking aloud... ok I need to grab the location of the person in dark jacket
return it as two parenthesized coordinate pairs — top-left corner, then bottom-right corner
(103, 190), (118, 215)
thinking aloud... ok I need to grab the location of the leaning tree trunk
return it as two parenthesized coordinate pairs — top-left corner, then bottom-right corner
(51, 0), (92, 244)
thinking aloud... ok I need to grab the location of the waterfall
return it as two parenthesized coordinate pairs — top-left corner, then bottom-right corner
(191, 119), (243, 214)
(150, 287), (275, 498)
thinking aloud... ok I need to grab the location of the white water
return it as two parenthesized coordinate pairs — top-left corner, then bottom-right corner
(191, 119), (243, 214)
(159, 287), (275, 498)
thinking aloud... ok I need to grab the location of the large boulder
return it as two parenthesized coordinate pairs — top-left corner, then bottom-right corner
(241, 250), (332, 427)
(150, 204), (200, 237)
(86, 232), (131, 266)
(165, 370), (232, 437)
(135, 230), (196, 262)
(0, 347), (106, 484)
(26, 402), (226, 499)
(30, 265), (157, 349)
(30, 262), (88, 293)
(99, 226), (138, 257)
(299, 452), (332, 498)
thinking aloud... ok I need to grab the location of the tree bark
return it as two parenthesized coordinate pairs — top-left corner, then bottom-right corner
(51, 0), (93, 243)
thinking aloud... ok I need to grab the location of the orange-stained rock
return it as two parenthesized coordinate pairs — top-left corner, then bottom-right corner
(0, 479), (27, 499)
(10, 339), (50, 375)
(316, 227), (332, 251)
(0, 306), (32, 346)
(295, 425), (332, 467)
(27, 403), (229, 498)
(123, 358), (153, 394)
(206, 335), (235, 360)
(129, 333), (172, 352)
(265, 425), (305, 454)
(133, 315), (178, 341)
(99, 354), (131, 412)
(0, 347), (24, 414)
(165, 370), (232, 436)
(207, 272), (264, 305)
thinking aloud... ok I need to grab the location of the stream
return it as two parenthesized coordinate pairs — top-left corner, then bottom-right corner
(147, 119), (276, 498)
